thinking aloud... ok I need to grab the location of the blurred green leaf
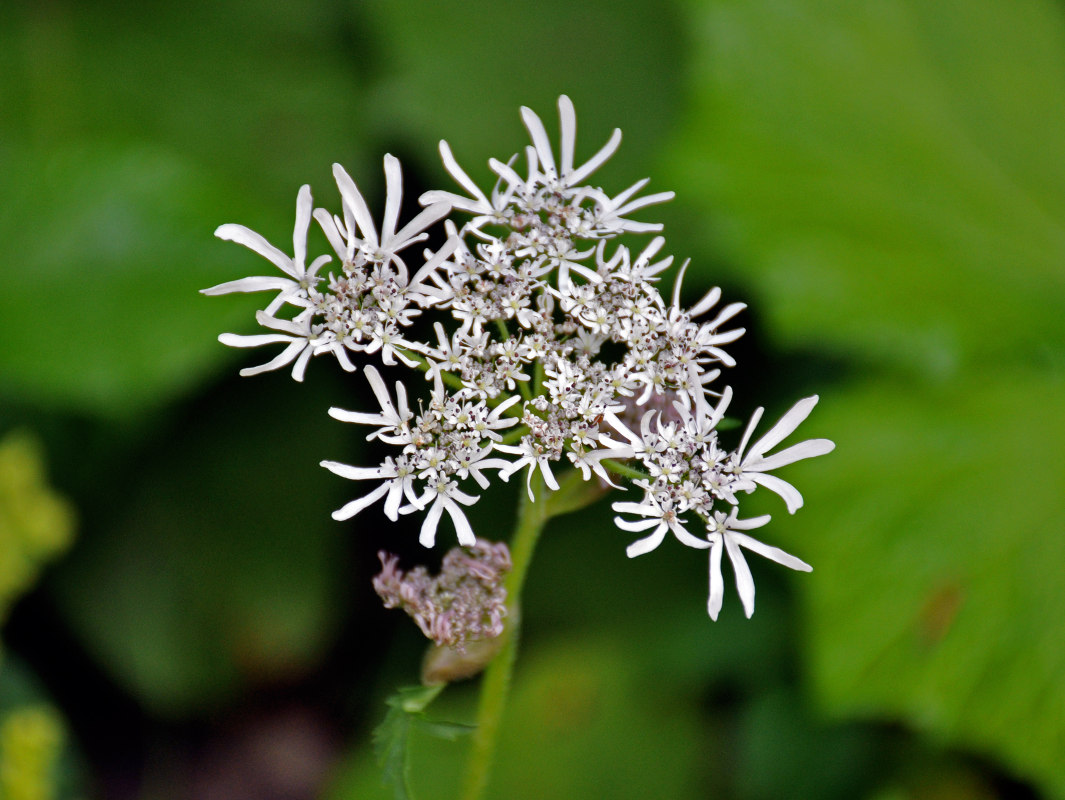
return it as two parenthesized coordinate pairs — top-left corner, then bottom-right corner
(671, 0), (1065, 374)
(0, 141), (263, 418)
(0, 659), (83, 800)
(0, 431), (75, 626)
(361, 0), (685, 192)
(772, 373), (1065, 798)
(0, 0), (368, 418)
(50, 375), (353, 717)
(665, 3), (1065, 792)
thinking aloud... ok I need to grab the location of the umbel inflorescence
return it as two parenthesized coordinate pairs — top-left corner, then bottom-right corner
(204, 96), (834, 633)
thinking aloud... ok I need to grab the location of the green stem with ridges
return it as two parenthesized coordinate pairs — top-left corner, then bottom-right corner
(459, 471), (548, 800)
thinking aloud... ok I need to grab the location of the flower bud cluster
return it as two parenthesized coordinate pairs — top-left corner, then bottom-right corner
(373, 540), (511, 649)
(205, 96), (834, 621)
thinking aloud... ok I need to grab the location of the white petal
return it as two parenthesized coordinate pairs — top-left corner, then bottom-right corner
(293, 184), (312, 270)
(566, 127), (622, 187)
(625, 522), (667, 558)
(386, 202), (450, 253)
(313, 208), (348, 259)
(749, 473), (805, 513)
(614, 517), (662, 533)
(520, 105), (556, 179)
(362, 366), (396, 419)
(727, 513), (772, 531)
(731, 532), (812, 573)
(701, 301), (747, 330)
(333, 163), (378, 247)
(290, 344), (314, 382)
(320, 460), (390, 481)
(331, 482), (390, 521)
(444, 498), (476, 546)
(611, 189), (674, 217)
(383, 480), (404, 521)
(707, 538), (724, 620)
(746, 396), (820, 462)
(539, 459), (560, 492)
(671, 523), (712, 550)
(201, 276), (295, 296)
(749, 439), (836, 472)
(436, 139), (489, 206)
(736, 406), (764, 460)
(408, 236), (459, 292)
(692, 286), (725, 318)
(381, 154), (403, 244)
(327, 408), (388, 427)
(419, 499), (444, 547)
(558, 95), (577, 178)
(611, 500), (656, 517)
(488, 157), (527, 191)
(218, 332), (293, 348)
(724, 534), (757, 618)
(238, 341), (303, 376)
(214, 224), (297, 277)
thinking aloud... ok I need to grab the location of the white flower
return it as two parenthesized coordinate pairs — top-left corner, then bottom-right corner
(567, 445), (632, 487)
(520, 95), (621, 192)
(588, 180), (675, 236)
(495, 439), (562, 500)
(730, 396), (836, 513)
(322, 156), (451, 281)
(705, 508), (811, 620)
(321, 455), (423, 521)
(218, 311), (319, 381)
(613, 490), (712, 557)
(205, 185), (332, 315)
(327, 365), (412, 444)
(405, 476), (479, 548)
(419, 141), (519, 228)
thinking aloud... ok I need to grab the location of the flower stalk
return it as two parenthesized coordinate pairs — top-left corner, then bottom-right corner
(461, 471), (547, 800)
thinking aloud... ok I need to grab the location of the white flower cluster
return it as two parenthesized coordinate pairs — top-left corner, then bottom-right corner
(204, 96), (834, 620)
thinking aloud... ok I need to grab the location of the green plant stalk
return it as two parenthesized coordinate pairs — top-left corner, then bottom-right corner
(459, 471), (548, 800)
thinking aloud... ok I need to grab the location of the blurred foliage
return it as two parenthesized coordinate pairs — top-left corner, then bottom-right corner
(672, 0), (1065, 796)
(0, 433), (75, 627)
(671, 0), (1065, 375)
(0, 435), (79, 800)
(49, 372), (354, 718)
(359, 0), (685, 182)
(0, 705), (64, 800)
(0, 0), (370, 418)
(0, 0), (1062, 797)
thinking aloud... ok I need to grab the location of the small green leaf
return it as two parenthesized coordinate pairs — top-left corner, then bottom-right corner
(374, 684), (470, 800)
(373, 701), (414, 800)
(385, 684), (445, 715)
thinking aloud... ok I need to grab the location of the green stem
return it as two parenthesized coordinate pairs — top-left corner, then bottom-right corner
(460, 472), (548, 800)
(601, 457), (649, 482)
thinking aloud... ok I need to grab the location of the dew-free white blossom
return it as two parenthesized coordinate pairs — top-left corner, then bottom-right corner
(205, 95), (835, 623)
(705, 508), (812, 621)
(204, 184), (331, 315)
(729, 396), (836, 513)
